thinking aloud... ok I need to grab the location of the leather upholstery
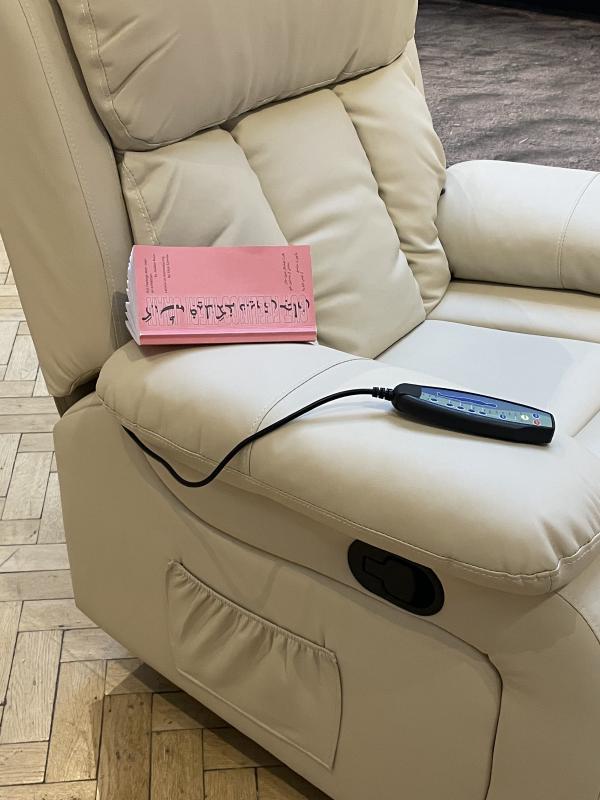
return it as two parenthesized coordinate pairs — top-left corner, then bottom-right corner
(380, 320), (600, 436)
(57, 0), (418, 151)
(430, 280), (600, 344)
(120, 49), (448, 356)
(438, 160), (600, 294)
(54, 395), (600, 800)
(167, 560), (343, 769)
(54, 397), (505, 800)
(97, 333), (600, 595)
(0, 0), (132, 397)
(0, 0), (445, 392)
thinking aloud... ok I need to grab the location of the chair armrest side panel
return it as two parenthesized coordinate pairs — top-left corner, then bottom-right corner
(97, 340), (600, 597)
(0, 0), (132, 397)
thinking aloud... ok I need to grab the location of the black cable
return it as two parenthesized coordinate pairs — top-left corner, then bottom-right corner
(123, 386), (393, 488)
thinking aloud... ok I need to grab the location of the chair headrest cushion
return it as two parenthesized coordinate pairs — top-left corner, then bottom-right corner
(58, 0), (417, 151)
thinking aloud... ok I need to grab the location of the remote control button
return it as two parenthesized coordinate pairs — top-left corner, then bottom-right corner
(520, 414), (530, 421)
(533, 412), (540, 419)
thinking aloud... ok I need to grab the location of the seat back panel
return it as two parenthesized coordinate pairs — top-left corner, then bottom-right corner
(121, 129), (287, 250)
(335, 56), (449, 310)
(121, 51), (447, 357)
(1, 0), (448, 396)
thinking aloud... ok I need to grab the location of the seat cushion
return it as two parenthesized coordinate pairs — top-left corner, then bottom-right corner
(426, 282), (600, 456)
(379, 319), (600, 437)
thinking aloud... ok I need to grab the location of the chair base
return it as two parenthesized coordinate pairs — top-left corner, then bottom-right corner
(55, 395), (503, 800)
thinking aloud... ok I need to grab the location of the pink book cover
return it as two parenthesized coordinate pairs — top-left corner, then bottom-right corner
(126, 244), (317, 345)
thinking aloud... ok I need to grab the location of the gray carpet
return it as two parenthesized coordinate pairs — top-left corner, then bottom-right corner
(416, 0), (600, 170)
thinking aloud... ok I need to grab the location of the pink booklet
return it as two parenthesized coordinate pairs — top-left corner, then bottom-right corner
(126, 244), (317, 345)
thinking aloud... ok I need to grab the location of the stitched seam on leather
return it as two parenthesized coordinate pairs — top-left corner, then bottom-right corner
(237, 482), (599, 588)
(247, 356), (368, 475)
(123, 52), (409, 146)
(333, 61), (448, 308)
(83, 0), (149, 147)
(557, 591), (600, 648)
(105, 356), (366, 478)
(573, 403), (600, 440)
(333, 73), (427, 309)
(483, 662), (504, 800)
(119, 407), (600, 586)
(151, 54), (404, 146)
(17, 0), (121, 386)
(224, 129), (290, 249)
(556, 173), (599, 288)
(79, 4), (409, 149)
(111, 411), (247, 477)
(100, 401), (600, 589)
(426, 313), (600, 346)
(121, 163), (159, 245)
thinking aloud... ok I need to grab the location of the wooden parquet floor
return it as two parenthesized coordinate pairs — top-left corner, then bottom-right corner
(0, 236), (328, 800)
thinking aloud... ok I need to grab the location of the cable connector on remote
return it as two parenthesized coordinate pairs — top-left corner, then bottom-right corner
(371, 386), (394, 401)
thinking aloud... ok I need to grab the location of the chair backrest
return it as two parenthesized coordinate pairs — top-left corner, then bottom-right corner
(0, 0), (448, 403)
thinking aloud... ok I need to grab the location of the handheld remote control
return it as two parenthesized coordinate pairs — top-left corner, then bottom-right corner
(391, 384), (555, 445)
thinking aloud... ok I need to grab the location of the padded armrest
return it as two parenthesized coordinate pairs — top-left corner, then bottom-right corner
(97, 340), (600, 596)
(437, 160), (600, 294)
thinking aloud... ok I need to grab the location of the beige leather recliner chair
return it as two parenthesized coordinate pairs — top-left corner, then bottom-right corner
(2, 1), (600, 798)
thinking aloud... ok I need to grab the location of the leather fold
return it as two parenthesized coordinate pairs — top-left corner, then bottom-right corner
(166, 561), (342, 769)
